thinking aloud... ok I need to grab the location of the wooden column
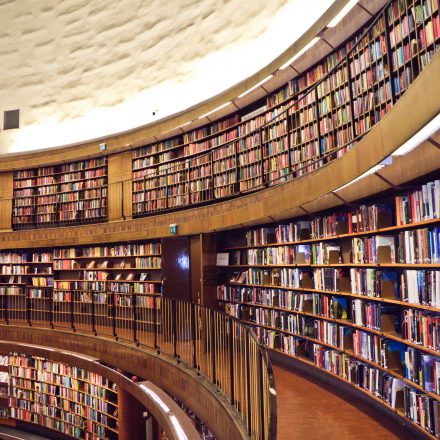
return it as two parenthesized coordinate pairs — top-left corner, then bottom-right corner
(108, 151), (133, 221)
(0, 172), (13, 231)
(118, 386), (146, 439)
(190, 233), (217, 306)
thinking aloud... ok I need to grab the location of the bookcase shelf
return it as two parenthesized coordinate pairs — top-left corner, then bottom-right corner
(217, 176), (440, 438)
(7, 352), (118, 439)
(12, 158), (108, 230)
(129, 0), (440, 220)
(0, 241), (162, 341)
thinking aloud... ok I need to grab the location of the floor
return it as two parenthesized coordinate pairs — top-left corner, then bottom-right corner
(273, 363), (415, 440)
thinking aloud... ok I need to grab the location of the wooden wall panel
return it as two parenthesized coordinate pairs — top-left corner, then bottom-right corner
(108, 151), (132, 221)
(162, 237), (191, 300)
(0, 172), (13, 231)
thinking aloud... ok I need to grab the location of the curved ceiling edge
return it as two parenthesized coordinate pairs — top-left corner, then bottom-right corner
(0, 50), (439, 248)
(0, 327), (248, 440)
(0, 0), (354, 169)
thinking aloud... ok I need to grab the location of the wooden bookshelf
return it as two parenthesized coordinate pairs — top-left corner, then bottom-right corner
(127, 0), (440, 220)
(12, 158), (108, 230)
(217, 176), (440, 438)
(53, 242), (162, 338)
(0, 250), (54, 325)
(7, 353), (118, 439)
(0, 241), (162, 344)
(0, 354), (9, 424)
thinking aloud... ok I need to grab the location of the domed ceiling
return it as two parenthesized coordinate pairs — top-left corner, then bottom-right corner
(0, 0), (334, 154)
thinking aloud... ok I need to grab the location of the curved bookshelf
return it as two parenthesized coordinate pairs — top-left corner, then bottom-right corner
(8, 0), (440, 231)
(217, 175), (440, 439)
(129, 0), (440, 217)
(7, 353), (118, 439)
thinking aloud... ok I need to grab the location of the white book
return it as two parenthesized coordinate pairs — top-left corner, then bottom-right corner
(434, 179), (440, 218)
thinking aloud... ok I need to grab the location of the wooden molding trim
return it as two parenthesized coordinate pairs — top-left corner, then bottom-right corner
(0, 50), (439, 249)
(0, 326), (249, 440)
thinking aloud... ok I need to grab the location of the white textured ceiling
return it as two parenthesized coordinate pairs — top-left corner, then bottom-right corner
(0, 0), (333, 154)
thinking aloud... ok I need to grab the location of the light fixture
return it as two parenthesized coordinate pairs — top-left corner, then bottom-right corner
(169, 415), (188, 440)
(61, 351), (97, 361)
(279, 37), (320, 70)
(198, 102), (231, 119)
(392, 112), (440, 156)
(138, 383), (188, 440)
(177, 121), (192, 128)
(327, 0), (359, 28)
(238, 75), (274, 98)
(139, 384), (171, 413)
(334, 157), (392, 192)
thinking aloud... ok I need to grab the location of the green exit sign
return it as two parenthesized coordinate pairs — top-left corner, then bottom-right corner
(170, 224), (177, 235)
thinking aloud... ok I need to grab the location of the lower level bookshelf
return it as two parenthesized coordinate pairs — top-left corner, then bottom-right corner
(5, 353), (119, 440)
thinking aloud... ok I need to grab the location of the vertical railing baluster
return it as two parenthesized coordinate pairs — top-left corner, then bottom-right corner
(229, 318), (235, 405)
(211, 311), (217, 386)
(4, 292), (8, 325)
(133, 292), (137, 344)
(258, 349), (265, 440)
(153, 294), (158, 350)
(26, 287), (31, 326)
(191, 303), (197, 369)
(70, 292), (74, 330)
(49, 288), (54, 328)
(91, 291), (96, 334)
(172, 299), (177, 358)
(245, 334), (252, 436)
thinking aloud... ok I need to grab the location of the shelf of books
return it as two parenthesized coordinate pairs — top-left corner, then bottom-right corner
(53, 242), (162, 343)
(12, 158), (108, 230)
(127, 0), (440, 220)
(0, 355), (9, 424)
(217, 177), (440, 438)
(7, 353), (118, 439)
(0, 249), (53, 326)
(0, 241), (161, 346)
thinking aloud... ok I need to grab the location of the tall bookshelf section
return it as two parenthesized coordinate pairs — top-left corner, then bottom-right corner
(53, 241), (162, 342)
(128, 0), (440, 219)
(217, 177), (440, 438)
(0, 355), (9, 423)
(8, 353), (118, 439)
(0, 249), (53, 325)
(12, 158), (108, 230)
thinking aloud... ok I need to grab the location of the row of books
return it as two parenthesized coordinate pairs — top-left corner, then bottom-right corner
(221, 283), (440, 354)
(8, 353), (118, 439)
(226, 227), (440, 266)
(219, 263), (440, 305)
(240, 182), (439, 248)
